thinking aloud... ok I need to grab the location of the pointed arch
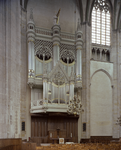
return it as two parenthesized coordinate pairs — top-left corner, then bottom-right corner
(117, 4), (121, 30)
(114, 0), (118, 30)
(86, 0), (93, 24)
(20, 0), (29, 9)
(88, 0), (113, 26)
(91, 69), (113, 86)
(76, 0), (83, 23)
(90, 68), (113, 136)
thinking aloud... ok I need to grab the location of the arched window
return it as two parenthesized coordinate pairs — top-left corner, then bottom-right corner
(92, 0), (111, 46)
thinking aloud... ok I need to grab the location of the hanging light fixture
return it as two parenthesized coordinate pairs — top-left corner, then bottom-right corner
(67, 96), (84, 116)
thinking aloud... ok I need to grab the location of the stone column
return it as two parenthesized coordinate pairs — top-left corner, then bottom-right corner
(81, 23), (91, 139)
(111, 31), (121, 138)
(52, 24), (61, 67)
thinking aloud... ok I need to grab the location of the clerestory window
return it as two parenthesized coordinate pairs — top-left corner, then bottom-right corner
(92, 0), (111, 46)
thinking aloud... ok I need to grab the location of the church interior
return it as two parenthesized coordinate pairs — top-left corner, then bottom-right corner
(0, 0), (121, 149)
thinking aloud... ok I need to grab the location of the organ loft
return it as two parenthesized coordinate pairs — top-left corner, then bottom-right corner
(27, 8), (83, 143)
(0, 0), (121, 147)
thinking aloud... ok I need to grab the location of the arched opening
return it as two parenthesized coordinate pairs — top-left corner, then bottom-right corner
(106, 50), (110, 62)
(92, 48), (95, 59)
(102, 50), (105, 61)
(90, 71), (112, 136)
(97, 49), (100, 60)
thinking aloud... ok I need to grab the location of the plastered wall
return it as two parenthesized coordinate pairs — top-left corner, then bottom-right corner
(90, 61), (113, 136)
(27, 0), (80, 33)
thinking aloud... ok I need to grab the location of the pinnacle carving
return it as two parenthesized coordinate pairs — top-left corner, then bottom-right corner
(77, 19), (81, 31)
(30, 8), (34, 22)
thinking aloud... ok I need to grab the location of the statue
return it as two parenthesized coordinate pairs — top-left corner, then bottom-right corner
(54, 9), (61, 25)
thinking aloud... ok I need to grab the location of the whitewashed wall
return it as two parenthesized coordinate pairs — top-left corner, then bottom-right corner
(27, 0), (80, 34)
(90, 61), (113, 136)
(0, 0), (27, 138)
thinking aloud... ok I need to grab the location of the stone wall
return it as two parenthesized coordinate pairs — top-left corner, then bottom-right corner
(20, 7), (27, 139)
(0, 0), (27, 138)
(27, 0), (80, 34)
(90, 61), (113, 136)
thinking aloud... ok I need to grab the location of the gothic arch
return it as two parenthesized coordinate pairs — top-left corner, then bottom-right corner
(91, 69), (113, 86)
(117, 4), (121, 30)
(76, 0), (83, 23)
(87, 0), (113, 27)
(90, 68), (113, 136)
(113, 0), (121, 30)
(20, 0), (29, 9)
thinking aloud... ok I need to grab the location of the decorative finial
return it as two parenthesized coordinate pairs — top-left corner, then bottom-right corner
(30, 8), (34, 21)
(77, 18), (81, 31)
(53, 9), (61, 25)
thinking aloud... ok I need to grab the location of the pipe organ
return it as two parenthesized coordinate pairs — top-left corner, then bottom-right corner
(27, 9), (83, 114)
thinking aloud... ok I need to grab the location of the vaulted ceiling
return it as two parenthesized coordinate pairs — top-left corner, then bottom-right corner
(21, 0), (121, 30)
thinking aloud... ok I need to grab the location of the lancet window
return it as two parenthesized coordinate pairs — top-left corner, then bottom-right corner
(92, 0), (111, 46)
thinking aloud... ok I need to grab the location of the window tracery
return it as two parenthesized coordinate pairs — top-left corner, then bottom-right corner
(61, 50), (75, 64)
(36, 46), (51, 61)
(91, 47), (110, 62)
(60, 44), (75, 64)
(52, 71), (65, 86)
(34, 40), (52, 61)
(34, 40), (76, 63)
(92, 0), (111, 46)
